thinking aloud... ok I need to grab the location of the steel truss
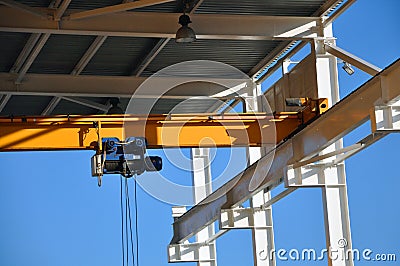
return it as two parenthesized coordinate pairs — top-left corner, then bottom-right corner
(168, 52), (400, 265)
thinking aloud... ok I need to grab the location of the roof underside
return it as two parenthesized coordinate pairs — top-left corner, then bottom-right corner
(0, 0), (339, 116)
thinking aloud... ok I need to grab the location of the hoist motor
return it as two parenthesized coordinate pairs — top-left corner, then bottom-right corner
(91, 137), (162, 185)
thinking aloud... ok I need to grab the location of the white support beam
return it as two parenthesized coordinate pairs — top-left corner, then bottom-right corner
(53, 0), (71, 21)
(285, 132), (388, 188)
(0, 6), (320, 41)
(168, 243), (216, 263)
(191, 148), (217, 266)
(292, 143), (363, 169)
(71, 36), (107, 75)
(371, 102), (400, 133)
(0, 73), (146, 97)
(315, 0), (344, 17)
(65, 0), (175, 20)
(0, 0), (49, 18)
(324, 42), (382, 76)
(244, 84), (276, 266)
(260, 188), (297, 210)
(324, 0), (357, 26)
(0, 94), (11, 113)
(170, 58), (400, 244)
(41, 96), (61, 115)
(0, 73), (247, 99)
(15, 33), (50, 84)
(61, 96), (110, 112)
(9, 33), (41, 74)
(205, 100), (227, 113)
(49, 0), (62, 8)
(285, 163), (346, 188)
(191, 0), (205, 13)
(253, 41), (307, 82)
(58, 96), (111, 114)
(133, 38), (170, 77)
(315, 24), (353, 266)
(219, 99), (241, 114)
(249, 41), (296, 78)
(220, 208), (272, 229)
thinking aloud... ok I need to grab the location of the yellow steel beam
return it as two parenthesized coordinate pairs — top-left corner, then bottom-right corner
(0, 99), (327, 152)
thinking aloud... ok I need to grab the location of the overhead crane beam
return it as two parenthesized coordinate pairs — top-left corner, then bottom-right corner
(0, 99), (327, 152)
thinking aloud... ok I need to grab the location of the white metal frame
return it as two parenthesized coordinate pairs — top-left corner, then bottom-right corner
(169, 40), (400, 266)
(244, 84), (276, 266)
(168, 148), (217, 264)
(191, 148), (217, 266)
(313, 23), (354, 266)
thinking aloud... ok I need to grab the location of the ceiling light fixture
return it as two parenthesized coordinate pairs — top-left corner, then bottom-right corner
(107, 98), (124, 114)
(175, 1), (196, 43)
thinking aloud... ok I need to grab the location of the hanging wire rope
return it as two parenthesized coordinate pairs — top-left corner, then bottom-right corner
(120, 174), (139, 266)
(125, 177), (136, 266)
(125, 177), (130, 266)
(134, 175), (139, 266)
(120, 175), (125, 266)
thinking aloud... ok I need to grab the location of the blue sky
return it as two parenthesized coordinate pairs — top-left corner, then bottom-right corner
(0, 1), (399, 265)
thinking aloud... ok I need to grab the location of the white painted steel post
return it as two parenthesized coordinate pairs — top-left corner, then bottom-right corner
(191, 147), (217, 266)
(244, 84), (276, 266)
(315, 22), (353, 266)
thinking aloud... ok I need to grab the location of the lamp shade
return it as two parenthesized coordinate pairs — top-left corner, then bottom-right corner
(176, 25), (196, 43)
(176, 14), (196, 43)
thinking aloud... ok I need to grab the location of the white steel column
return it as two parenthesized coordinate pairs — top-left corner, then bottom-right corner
(245, 84), (275, 266)
(315, 22), (353, 266)
(191, 147), (217, 266)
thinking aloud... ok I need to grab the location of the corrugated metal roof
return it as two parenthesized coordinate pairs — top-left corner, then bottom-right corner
(169, 98), (220, 113)
(15, 0), (327, 16)
(67, 0), (122, 11)
(81, 37), (159, 76)
(122, 98), (220, 114)
(195, 0), (326, 16)
(52, 98), (100, 115)
(0, 95), (52, 116)
(135, 1), (179, 13)
(0, 32), (30, 72)
(29, 34), (96, 74)
(143, 39), (281, 76)
(16, 0), (50, 8)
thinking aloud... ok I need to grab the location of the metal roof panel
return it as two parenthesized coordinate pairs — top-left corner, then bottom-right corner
(195, 0), (326, 16)
(81, 37), (159, 76)
(0, 32), (30, 72)
(143, 39), (282, 76)
(52, 98), (99, 115)
(0, 95), (52, 116)
(28, 34), (96, 74)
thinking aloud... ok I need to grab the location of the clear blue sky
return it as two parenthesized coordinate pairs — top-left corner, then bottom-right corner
(0, 1), (399, 265)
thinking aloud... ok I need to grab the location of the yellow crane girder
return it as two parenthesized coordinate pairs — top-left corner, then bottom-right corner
(0, 99), (327, 152)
